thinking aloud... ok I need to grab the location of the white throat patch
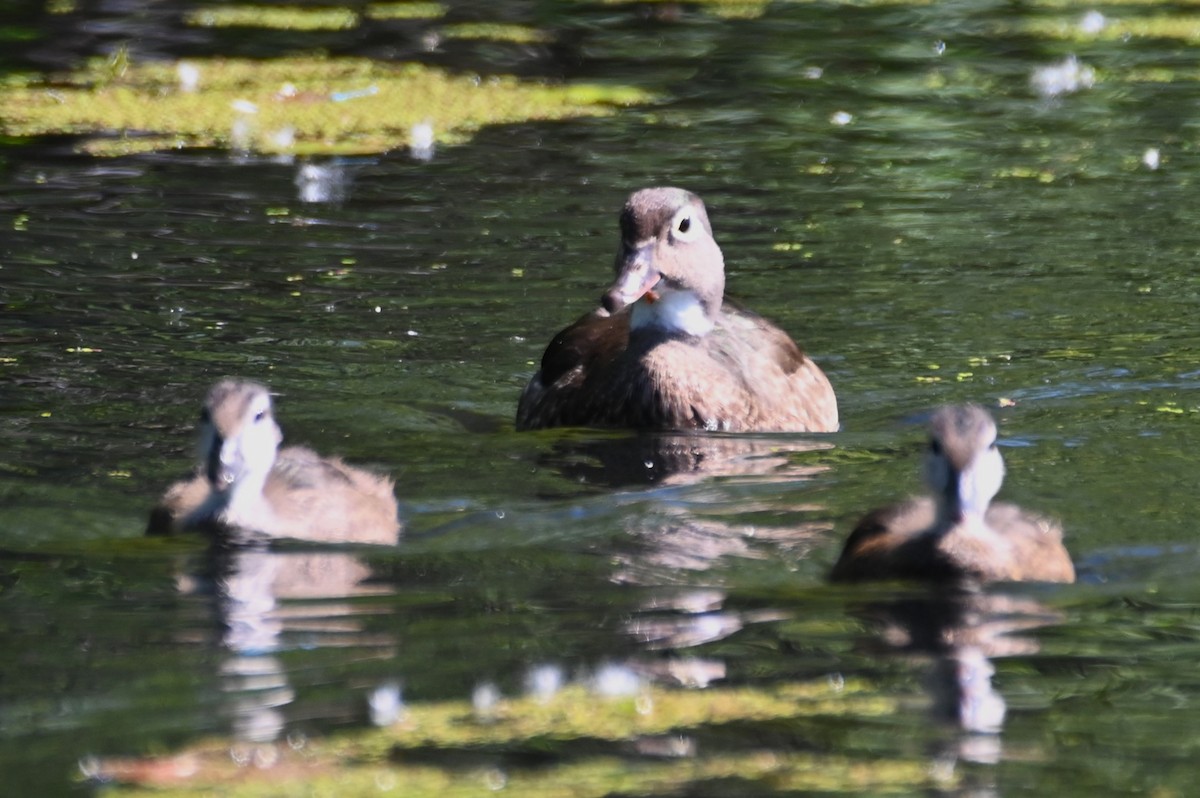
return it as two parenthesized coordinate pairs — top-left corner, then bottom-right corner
(630, 289), (714, 337)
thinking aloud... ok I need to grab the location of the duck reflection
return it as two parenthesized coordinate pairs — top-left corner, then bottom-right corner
(176, 538), (397, 743)
(851, 588), (1062, 736)
(540, 429), (834, 489)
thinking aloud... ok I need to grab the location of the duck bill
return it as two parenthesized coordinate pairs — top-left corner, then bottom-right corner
(205, 438), (239, 491)
(602, 243), (661, 313)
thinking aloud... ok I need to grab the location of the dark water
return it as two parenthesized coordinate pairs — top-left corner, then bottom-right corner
(5, 0), (1200, 794)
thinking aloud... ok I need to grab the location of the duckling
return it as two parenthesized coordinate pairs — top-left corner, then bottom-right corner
(516, 187), (838, 433)
(831, 404), (1074, 583)
(148, 379), (400, 544)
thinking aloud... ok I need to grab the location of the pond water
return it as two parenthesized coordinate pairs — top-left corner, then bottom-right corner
(5, 0), (1200, 795)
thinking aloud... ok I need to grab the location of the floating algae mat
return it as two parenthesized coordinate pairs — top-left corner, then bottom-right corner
(0, 55), (653, 156)
(88, 679), (939, 797)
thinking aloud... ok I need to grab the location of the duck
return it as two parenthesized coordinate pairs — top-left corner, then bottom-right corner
(830, 404), (1074, 584)
(147, 379), (400, 544)
(516, 187), (838, 433)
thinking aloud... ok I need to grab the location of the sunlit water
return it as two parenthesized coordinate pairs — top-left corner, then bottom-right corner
(4, 1), (1200, 795)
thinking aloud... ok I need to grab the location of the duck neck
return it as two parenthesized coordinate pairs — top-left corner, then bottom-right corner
(629, 288), (718, 338)
(935, 478), (988, 533)
(226, 470), (269, 518)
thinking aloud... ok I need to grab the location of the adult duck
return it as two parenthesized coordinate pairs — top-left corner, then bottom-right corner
(516, 187), (838, 433)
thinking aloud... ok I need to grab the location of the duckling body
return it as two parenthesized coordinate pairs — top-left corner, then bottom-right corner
(831, 405), (1074, 584)
(148, 380), (400, 544)
(517, 187), (838, 433)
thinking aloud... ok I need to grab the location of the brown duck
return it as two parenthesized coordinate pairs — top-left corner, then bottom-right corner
(148, 379), (400, 543)
(831, 404), (1074, 584)
(516, 187), (838, 432)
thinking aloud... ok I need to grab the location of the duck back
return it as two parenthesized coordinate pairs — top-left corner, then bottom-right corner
(517, 303), (837, 432)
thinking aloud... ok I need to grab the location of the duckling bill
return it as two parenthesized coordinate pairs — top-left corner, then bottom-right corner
(831, 404), (1074, 584)
(147, 379), (400, 544)
(516, 187), (839, 433)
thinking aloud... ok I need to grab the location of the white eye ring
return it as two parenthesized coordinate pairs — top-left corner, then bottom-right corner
(669, 205), (700, 242)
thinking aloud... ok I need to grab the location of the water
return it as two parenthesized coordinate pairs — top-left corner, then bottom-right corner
(4, 0), (1200, 794)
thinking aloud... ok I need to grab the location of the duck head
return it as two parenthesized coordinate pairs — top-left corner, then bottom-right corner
(197, 379), (283, 494)
(601, 187), (725, 337)
(922, 404), (1006, 526)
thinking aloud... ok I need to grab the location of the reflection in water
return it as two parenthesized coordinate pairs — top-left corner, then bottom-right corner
(295, 160), (350, 203)
(542, 430), (833, 488)
(850, 586), (1065, 778)
(181, 539), (396, 742)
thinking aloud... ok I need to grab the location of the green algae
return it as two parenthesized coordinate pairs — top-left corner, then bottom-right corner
(95, 680), (935, 797)
(185, 5), (360, 31)
(0, 55), (653, 156)
(439, 23), (554, 44)
(595, 0), (772, 18)
(366, 1), (447, 21)
(1019, 13), (1200, 42)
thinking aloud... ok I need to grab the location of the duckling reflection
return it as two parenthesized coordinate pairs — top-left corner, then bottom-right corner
(853, 589), (1063, 735)
(148, 379), (401, 543)
(187, 539), (398, 743)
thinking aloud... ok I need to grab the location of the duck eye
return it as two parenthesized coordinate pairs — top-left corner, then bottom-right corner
(677, 216), (691, 234)
(254, 410), (266, 423)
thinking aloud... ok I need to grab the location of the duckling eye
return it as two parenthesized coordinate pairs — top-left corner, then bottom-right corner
(929, 440), (943, 456)
(677, 216), (691, 234)
(253, 410), (267, 423)
(199, 408), (211, 424)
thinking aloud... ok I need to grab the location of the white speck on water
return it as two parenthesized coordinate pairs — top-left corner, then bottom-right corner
(374, 305), (382, 313)
(295, 162), (347, 204)
(368, 681), (404, 727)
(130, 251), (138, 260)
(482, 768), (507, 791)
(406, 329), (419, 336)
(177, 62), (200, 93)
(473, 682), (502, 718)
(1030, 55), (1095, 98)
(933, 40), (946, 55)
(410, 121), (435, 162)
(591, 663), (642, 697)
(270, 126), (295, 151)
(1143, 147), (1161, 170)
(803, 66), (823, 80)
(830, 110), (853, 126)
(231, 99), (258, 115)
(1079, 10), (1106, 35)
(524, 663), (563, 702)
